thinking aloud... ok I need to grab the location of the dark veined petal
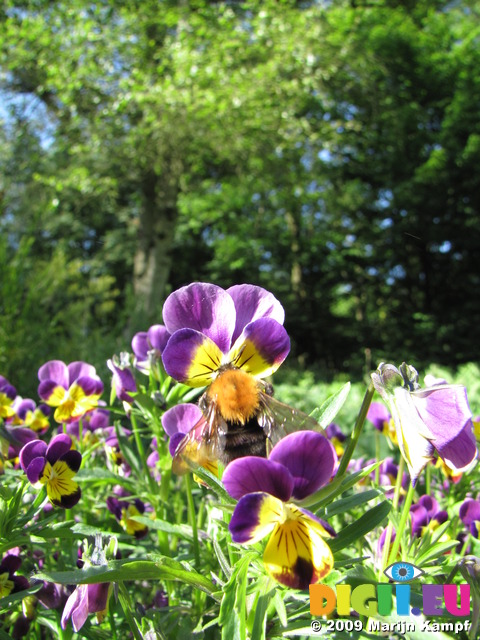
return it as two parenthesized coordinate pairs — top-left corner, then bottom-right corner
(19, 439), (47, 472)
(162, 282), (236, 353)
(228, 318), (290, 379)
(227, 284), (285, 345)
(262, 505), (334, 590)
(223, 457), (294, 501)
(268, 431), (336, 500)
(162, 328), (223, 387)
(229, 492), (283, 544)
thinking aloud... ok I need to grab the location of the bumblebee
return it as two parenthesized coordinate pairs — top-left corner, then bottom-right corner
(172, 364), (322, 474)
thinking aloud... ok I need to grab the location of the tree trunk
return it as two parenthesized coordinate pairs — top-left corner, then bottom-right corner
(132, 171), (178, 326)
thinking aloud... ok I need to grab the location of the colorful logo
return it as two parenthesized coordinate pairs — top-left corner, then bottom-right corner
(309, 562), (472, 635)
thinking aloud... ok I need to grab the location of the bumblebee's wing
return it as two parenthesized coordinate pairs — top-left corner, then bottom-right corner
(258, 394), (324, 449)
(172, 410), (225, 475)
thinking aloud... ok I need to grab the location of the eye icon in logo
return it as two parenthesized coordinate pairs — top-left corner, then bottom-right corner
(384, 562), (424, 582)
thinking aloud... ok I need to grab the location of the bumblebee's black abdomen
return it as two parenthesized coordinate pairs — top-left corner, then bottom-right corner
(221, 416), (267, 463)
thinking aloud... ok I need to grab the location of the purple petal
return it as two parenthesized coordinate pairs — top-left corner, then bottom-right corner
(88, 409), (110, 430)
(417, 494), (438, 517)
(45, 434), (73, 464)
(169, 432), (186, 457)
(87, 583), (110, 613)
(19, 440), (47, 471)
(162, 403), (204, 437)
(106, 496), (122, 519)
(132, 331), (149, 360)
(25, 456), (47, 484)
(147, 324), (170, 353)
(162, 282), (235, 353)
(0, 554), (22, 574)
(366, 402), (391, 431)
(8, 426), (38, 448)
(38, 360), (68, 386)
(67, 585), (89, 632)
(412, 385), (472, 448)
(410, 504), (429, 536)
(268, 431), (336, 500)
(13, 398), (36, 420)
(38, 380), (61, 402)
(75, 376), (104, 396)
(227, 284), (285, 344)
(67, 361), (97, 384)
(107, 361), (136, 402)
(460, 499), (480, 526)
(223, 457), (294, 501)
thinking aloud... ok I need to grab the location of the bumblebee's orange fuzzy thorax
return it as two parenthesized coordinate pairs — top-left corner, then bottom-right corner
(207, 368), (260, 424)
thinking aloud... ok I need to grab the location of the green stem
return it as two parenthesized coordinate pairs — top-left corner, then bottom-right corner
(184, 474), (200, 568)
(380, 455), (404, 575)
(130, 412), (156, 493)
(118, 581), (143, 640)
(375, 431), (381, 485)
(387, 479), (415, 565)
(336, 381), (375, 478)
(425, 463), (431, 495)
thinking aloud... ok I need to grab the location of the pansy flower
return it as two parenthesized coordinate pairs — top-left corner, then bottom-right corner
(19, 434), (82, 508)
(224, 431), (336, 589)
(106, 486), (148, 538)
(132, 324), (170, 376)
(325, 423), (347, 458)
(102, 426), (132, 477)
(410, 495), (448, 538)
(8, 397), (51, 433)
(161, 283), (290, 387)
(0, 553), (29, 598)
(0, 375), (17, 419)
(61, 583), (112, 632)
(371, 363), (477, 485)
(459, 499), (480, 539)
(38, 360), (104, 424)
(366, 402), (397, 445)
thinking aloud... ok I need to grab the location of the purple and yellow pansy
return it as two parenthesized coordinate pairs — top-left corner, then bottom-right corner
(0, 553), (29, 599)
(161, 283), (290, 387)
(19, 434), (82, 508)
(223, 431), (337, 590)
(371, 363), (478, 485)
(8, 397), (51, 433)
(38, 360), (104, 424)
(0, 376), (17, 420)
(106, 486), (148, 538)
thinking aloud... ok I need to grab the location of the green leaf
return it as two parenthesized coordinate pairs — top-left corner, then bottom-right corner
(310, 382), (351, 427)
(34, 556), (216, 597)
(325, 488), (382, 517)
(329, 500), (391, 553)
(219, 553), (254, 640)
